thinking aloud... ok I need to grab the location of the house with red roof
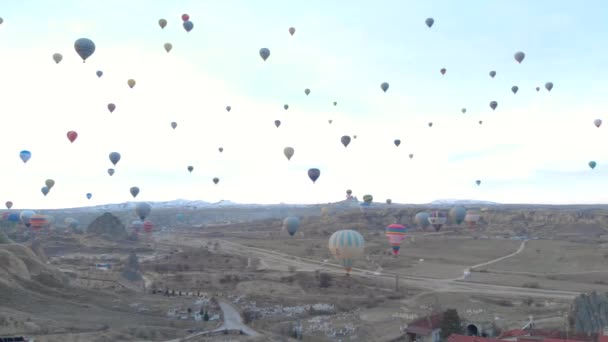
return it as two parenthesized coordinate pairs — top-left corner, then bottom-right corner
(402, 312), (444, 342)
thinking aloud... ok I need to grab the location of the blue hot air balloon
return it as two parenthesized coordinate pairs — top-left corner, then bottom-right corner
(283, 216), (300, 236)
(96, 70), (103, 78)
(86, 193), (92, 200)
(74, 38), (96, 63)
(183, 21), (193, 32)
(8, 213), (20, 223)
(19, 150), (31, 163)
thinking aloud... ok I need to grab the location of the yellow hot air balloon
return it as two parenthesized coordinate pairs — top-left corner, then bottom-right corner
(128, 79), (136, 88)
(328, 230), (365, 275)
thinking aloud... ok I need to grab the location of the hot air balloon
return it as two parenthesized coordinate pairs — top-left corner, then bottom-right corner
(386, 224), (407, 256)
(159, 19), (167, 29)
(489, 71), (496, 78)
(213, 177), (219, 185)
(514, 51), (525, 64)
(381, 82), (389, 92)
(475, 179), (482, 186)
(45, 179), (55, 190)
(589, 161), (597, 169)
(67, 131), (78, 143)
(143, 220), (154, 233)
(219, 147), (224, 153)
(284, 104), (289, 110)
(109, 152), (121, 166)
(545, 82), (554, 91)
(41, 186), (49, 196)
(187, 166), (193, 173)
(489, 101), (498, 111)
(328, 230), (364, 275)
(479, 120), (483, 125)
(465, 209), (481, 227)
(96, 70), (103, 78)
(511, 86), (519, 94)
(130, 187), (140, 198)
(341, 135), (351, 147)
(409, 154), (414, 159)
(284, 147), (294, 160)
(226, 106), (231, 112)
(274, 120), (281, 128)
(183, 21), (193, 32)
(7, 213), (19, 223)
(594, 119), (602, 128)
(127, 79), (136, 88)
(135, 202), (151, 220)
(304, 88), (310, 96)
(394, 139), (401, 147)
(30, 214), (49, 230)
(353, 135), (357, 139)
(440, 68), (446, 75)
(107, 168), (115, 176)
(86, 193), (92, 200)
(415, 212), (430, 229)
(131, 219), (143, 233)
(5, 201), (13, 209)
(321, 207), (329, 220)
(259, 48), (270, 61)
(536, 87), (540, 92)
(0, 18), (3, 25)
(328, 119), (333, 124)
(52, 53), (63, 64)
(428, 211), (447, 232)
(428, 122), (433, 127)
(283, 216), (300, 236)
(74, 38), (96, 63)
(425, 18), (434, 28)
(308, 168), (320, 183)
(449, 206), (466, 225)
(461, 108), (466, 114)
(171, 122), (177, 129)
(333, 101), (337, 106)
(181, 14), (189, 21)
(20, 210), (35, 228)
(65, 217), (80, 230)
(108, 103), (116, 113)
(289, 27), (296, 36)
(164, 42), (172, 53)
(363, 194), (373, 204)
(386, 199), (392, 204)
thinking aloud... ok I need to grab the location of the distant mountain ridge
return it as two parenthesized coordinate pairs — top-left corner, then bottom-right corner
(428, 199), (501, 206)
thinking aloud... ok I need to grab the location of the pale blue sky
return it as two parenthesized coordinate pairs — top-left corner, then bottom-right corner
(1, 0), (608, 209)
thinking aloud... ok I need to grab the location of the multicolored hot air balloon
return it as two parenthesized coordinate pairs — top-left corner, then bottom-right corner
(29, 214), (49, 230)
(308, 168), (320, 183)
(74, 38), (96, 63)
(328, 230), (365, 275)
(385, 224), (407, 256)
(143, 220), (154, 233)
(428, 211), (447, 231)
(283, 216), (300, 236)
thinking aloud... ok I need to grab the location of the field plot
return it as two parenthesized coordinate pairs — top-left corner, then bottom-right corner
(484, 240), (608, 274)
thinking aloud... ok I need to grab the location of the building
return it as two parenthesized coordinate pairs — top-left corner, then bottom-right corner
(403, 312), (444, 342)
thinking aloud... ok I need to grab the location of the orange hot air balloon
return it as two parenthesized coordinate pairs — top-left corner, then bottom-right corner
(67, 131), (78, 143)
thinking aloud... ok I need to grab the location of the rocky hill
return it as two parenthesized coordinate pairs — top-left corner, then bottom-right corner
(86, 212), (128, 241)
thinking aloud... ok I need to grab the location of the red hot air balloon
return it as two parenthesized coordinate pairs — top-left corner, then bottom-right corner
(67, 131), (78, 143)
(181, 14), (189, 21)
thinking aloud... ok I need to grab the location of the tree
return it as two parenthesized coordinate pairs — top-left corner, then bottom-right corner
(319, 272), (331, 288)
(440, 309), (463, 340)
(203, 311), (209, 321)
(570, 291), (608, 334)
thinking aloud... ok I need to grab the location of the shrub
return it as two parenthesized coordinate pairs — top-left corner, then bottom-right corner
(319, 272), (331, 288)
(522, 282), (540, 289)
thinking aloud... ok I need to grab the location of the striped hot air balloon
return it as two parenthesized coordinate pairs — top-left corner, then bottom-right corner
(328, 230), (365, 275)
(385, 224), (407, 256)
(143, 220), (153, 233)
(465, 209), (481, 227)
(29, 214), (49, 230)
